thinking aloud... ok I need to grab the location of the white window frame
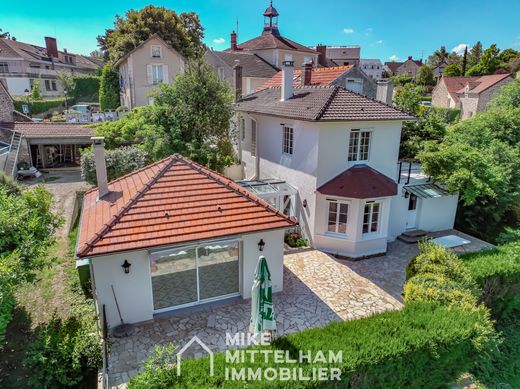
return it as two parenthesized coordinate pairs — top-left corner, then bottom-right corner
(0, 63), (9, 73)
(251, 119), (257, 157)
(151, 64), (164, 84)
(282, 126), (294, 155)
(217, 67), (225, 81)
(348, 129), (371, 162)
(151, 45), (162, 58)
(326, 199), (349, 236)
(362, 201), (381, 235)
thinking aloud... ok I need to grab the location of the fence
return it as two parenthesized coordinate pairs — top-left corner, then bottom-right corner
(65, 110), (129, 123)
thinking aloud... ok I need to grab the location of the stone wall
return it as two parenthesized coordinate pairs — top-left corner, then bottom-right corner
(477, 77), (513, 112)
(432, 80), (450, 108)
(0, 79), (14, 123)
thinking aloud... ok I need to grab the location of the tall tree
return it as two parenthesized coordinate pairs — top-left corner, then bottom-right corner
(97, 5), (204, 63)
(416, 65), (435, 85)
(443, 64), (463, 77)
(99, 64), (120, 110)
(467, 41), (483, 68)
(462, 46), (468, 75)
(466, 44), (505, 76)
(428, 46), (449, 68)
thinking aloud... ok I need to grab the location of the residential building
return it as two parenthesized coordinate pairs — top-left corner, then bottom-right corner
(76, 148), (296, 327)
(312, 45), (361, 67)
(258, 63), (383, 101)
(384, 56), (423, 76)
(234, 62), (458, 259)
(432, 74), (513, 119)
(204, 50), (278, 96)
(226, 2), (319, 70)
(115, 34), (186, 109)
(0, 36), (100, 97)
(360, 59), (384, 80)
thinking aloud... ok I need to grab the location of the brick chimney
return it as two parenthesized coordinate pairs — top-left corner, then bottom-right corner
(230, 31), (238, 51)
(281, 60), (294, 101)
(233, 60), (242, 101)
(301, 62), (312, 86)
(407, 56), (412, 60)
(316, 44), (327, 67)
(91, 137), (109, 199)
(45, 37), (59, 58)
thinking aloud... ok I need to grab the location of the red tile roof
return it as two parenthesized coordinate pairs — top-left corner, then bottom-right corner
(317, 165), (397, 199)
(455, 73), (512, 94)
(229, 34), (317, 54)
(77, 155), (297, 257)
(0, 122), (94, 139)
(258, 65), (353, 90)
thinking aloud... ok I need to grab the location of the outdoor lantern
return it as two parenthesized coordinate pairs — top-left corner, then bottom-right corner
(258, 239), (265, 251)
(121, 260), (132, 274)
(303, 199), (308, 208)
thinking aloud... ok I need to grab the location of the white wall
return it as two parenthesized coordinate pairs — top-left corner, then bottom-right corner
(90, 229), (286, 328)
(6, 77), (31, 96)
(418, 194), (458, 232)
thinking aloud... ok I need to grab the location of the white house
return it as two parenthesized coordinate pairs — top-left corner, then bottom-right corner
(360, 59), (384, 80)
(76, 140), (296, 328)
(234, 61), (458, 259)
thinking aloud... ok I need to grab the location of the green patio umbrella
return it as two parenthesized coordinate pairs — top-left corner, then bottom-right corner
(250, 256), (277, 339)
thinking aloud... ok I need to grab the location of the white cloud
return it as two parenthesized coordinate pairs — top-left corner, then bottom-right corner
(365, 27), (373, 36)
(389, 55), (399, 61)
(451, 43), (468, 55)
(374, 40), (383, 44)
(213, 38), (225, 44)
(343, 28), (354, 34)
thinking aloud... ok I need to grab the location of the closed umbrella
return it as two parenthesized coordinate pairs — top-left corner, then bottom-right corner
(250, 256), (276, 340)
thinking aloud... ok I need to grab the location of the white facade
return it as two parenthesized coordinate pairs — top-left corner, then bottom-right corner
(360, 59), (384, 80)
(89, 229), (285, 328)
(238, 113), (458, 258)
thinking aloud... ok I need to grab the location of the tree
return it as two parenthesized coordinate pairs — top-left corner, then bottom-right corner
(0, 28), (9, 39)
(416, 65), (435, 85)
(97, 5), (204, 63)
(428, 46), (449, 68)
(96, 59), (235, 173)
(462, 46), (468, 75)
(31, 79), (42, 100)
(393, 83), (424, 114)
(89, 49), (104, 59)
(98, 64), (120, 110)
(400, 108), (448, 159)
(467, 41), (483, 68)
(466, 44), (505, 76)
(56, 70), (75, 95)
(443, 64), (463, 77)
(487, 80), (520, 110)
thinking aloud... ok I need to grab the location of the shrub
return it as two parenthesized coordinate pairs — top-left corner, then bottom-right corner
(72, 75), (100, 101)
(13, 97), (69, 116)
(80, 145), (149, 185)
(461, 242), (520, 318)
(99, 64), (120, 110)
(24, 313), (102, 388)
(496, 227), (520, 245)
(284, 231), (309, 247)
(129, 302), (495, 389)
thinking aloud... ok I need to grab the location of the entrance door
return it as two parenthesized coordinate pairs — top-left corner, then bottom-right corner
(406, 193), (418, 230)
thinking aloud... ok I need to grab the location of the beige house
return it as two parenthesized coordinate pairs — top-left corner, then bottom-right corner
(226, 2), (318, 70)
(384, 56), (423, 77)
(115, 34), (186, 109)
(432, 73), (513, 119)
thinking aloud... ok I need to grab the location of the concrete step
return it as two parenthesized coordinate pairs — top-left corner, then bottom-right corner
(397, 230), (428, 244)
(402, 229), (427, 238)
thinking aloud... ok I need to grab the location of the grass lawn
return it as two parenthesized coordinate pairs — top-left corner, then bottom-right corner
(0, 231), (85, 387)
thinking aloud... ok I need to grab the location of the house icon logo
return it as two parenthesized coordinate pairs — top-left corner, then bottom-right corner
(177, 336), (214, 376)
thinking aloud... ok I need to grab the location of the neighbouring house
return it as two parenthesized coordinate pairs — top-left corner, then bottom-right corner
(115, 34), (186, 109)
(204, 50), (279, 96)
(0, 36), (100, 97)
(432, 73), (513, 119)
(75, 144), (296, 327)
(257, 63), (393, 104)
(234, 61), (459, 258)
(225, 2), (319, 70)
(311, 45), (361, 67)
(360, 59), (384, 80)
(384, 56), (423, 77)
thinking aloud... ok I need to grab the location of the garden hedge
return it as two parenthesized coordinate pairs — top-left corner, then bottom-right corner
(13, 97), (69, 115)
(72, 75), (100, 101)
(128, 302), (494, 389)
(461, 242), (520, 318)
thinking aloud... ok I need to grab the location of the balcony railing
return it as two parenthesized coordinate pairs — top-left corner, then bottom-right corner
(397, 160), (430, 185)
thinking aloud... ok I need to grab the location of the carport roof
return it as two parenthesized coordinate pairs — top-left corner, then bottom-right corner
(77, 154), (297, 258)
(0, 122), (94, 139)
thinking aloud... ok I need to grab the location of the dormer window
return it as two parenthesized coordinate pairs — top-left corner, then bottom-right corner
(151, 45), (162, 58)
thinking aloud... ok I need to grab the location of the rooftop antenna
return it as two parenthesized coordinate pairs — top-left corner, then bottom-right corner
(236, 16), (239, 38)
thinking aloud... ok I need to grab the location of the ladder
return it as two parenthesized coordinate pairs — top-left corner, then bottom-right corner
(3, 131), (23, 177)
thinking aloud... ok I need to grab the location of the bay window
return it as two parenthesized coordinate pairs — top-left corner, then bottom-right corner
(327, 200), (349, 234)
(362, 202), (380, 234)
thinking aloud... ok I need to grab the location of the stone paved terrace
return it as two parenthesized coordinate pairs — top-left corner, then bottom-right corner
(107, 229), (493, 388)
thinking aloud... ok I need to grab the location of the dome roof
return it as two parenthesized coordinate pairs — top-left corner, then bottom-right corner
(263, 2), (279, 17)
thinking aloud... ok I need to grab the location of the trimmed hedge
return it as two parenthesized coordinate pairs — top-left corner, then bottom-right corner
(128, 302), (494, 389)
(461, 242), (520, 318)
(13, 97), (69, 115)
(72, 75), (100, 101)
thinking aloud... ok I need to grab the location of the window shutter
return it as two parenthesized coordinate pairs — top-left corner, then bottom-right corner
(146, 64), (152, 84)
(163, 64), (169, 83)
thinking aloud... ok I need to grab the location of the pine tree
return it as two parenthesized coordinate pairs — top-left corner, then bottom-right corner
(462, 46), (468, 75)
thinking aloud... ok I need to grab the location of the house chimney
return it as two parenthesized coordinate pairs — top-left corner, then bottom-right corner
(376, 80), (394, 105)
(301, 62), (312, 86)
(281, 60), (294, 101)
(230, 31), (238, 51)
(91, 137), (109, 198)
(233, 60), (243, 101)
(316, 44), (327, 67)
(407, 56), (412, 60)
(45, 37), (59, 58)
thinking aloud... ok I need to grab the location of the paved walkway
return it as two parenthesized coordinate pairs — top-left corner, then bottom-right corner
(108, 250), (403, 387)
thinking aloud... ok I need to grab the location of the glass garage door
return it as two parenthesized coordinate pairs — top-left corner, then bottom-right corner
(150, 240), (239, 311)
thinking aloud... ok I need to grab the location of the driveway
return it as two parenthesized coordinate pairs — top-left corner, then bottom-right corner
(108, 250), (403, 387)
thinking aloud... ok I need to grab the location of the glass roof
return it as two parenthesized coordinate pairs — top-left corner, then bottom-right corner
(404, 183), (451, 199)
(237, 179), (297, 197)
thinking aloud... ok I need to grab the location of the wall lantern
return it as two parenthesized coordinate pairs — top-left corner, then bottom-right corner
(302, 199), (308, 208)
(258, 239), (266, 251)
(121, 260), (132, 274)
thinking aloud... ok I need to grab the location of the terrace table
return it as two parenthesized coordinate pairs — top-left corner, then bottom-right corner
(430, 235), (471, 252)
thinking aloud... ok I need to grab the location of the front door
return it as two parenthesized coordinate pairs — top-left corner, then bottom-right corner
(406, 194), (418, 230)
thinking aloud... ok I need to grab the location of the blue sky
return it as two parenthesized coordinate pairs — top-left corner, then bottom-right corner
(2, 0), (519, 61)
